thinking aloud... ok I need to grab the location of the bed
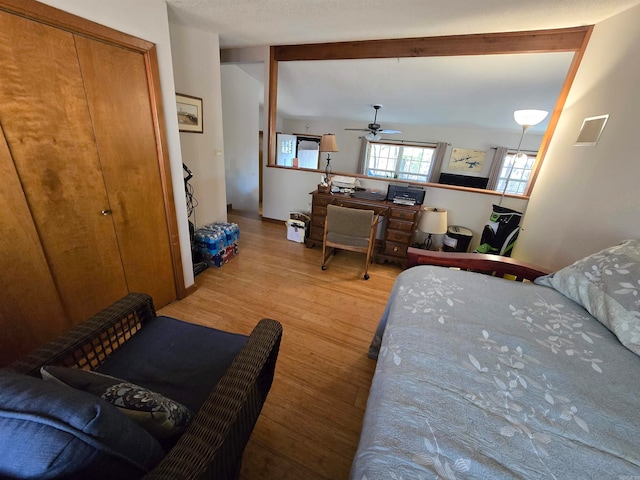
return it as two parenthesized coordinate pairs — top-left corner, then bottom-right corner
(351, 240), (640, 479)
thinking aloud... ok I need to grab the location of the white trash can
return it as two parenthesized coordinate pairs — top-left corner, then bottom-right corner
(286, 219), (307, 243)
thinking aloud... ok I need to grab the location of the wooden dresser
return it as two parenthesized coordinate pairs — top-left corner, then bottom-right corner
(307, 190), (422, 267)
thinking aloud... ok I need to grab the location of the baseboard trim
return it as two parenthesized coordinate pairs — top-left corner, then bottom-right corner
(260, 216), (284, 224)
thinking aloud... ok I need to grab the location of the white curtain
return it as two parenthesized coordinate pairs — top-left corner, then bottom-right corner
(357, 137), (370, 174)
(487, 146), (508, 190)
(427, 142), (449, 183)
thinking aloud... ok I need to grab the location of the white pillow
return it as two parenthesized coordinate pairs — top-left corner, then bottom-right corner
(536, 239), (640, 355)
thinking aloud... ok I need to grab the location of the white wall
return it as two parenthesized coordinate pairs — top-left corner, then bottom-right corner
(169, 23), (228, 227)
(515, 3), (640, 270)
(220, 47), (271, 214)
(221, 65), (260, 212)
(37, 0), (195, 288)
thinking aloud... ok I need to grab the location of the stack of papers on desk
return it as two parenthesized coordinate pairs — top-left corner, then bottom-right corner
(332, 175), (360, 189)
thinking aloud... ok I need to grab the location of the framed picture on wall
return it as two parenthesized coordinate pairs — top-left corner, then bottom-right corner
(176, 93), (203, 133)
(448, 148), (487, 172)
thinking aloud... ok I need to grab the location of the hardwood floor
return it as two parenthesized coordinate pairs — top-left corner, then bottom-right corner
(158, 211), (404, 480)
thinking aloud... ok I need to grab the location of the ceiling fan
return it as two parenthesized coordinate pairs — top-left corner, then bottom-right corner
(345, 104), (402, 141)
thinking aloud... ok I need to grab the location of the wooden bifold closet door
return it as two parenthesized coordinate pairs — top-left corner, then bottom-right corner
(74, 37), (176, 309)
(0, 124), (71, 366)
(0, 7), (177, 364)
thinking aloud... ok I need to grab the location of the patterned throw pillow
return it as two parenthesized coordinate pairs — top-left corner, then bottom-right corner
(41, 366), (192, 438)
(536, 239), (640, 355)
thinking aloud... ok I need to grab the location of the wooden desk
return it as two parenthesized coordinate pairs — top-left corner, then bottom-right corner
(306, 190), (421, 267)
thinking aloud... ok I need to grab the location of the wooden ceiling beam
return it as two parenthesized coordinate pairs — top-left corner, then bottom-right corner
(273, 26), (592, 61)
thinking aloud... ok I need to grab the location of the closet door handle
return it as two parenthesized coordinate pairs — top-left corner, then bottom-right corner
(100, 209), (112, 216)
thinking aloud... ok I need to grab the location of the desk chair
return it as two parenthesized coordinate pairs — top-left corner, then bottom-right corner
(322, 204), (380, 280)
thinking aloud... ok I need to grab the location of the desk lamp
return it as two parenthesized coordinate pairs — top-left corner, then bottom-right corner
(319, 133), (338, 184)
(418, 207), (448, 250)
(499, 109), (548, 205)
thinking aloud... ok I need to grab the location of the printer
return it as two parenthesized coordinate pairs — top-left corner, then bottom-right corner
(386, 183), (426, 206)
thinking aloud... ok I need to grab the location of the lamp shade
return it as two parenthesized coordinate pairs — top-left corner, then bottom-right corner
(418, 207), (448, 234)
(319, 134), (338, 152)
(513, 109), (548, 127)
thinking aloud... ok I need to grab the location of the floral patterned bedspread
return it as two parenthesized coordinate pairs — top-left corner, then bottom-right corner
(352, 266), (640, 480)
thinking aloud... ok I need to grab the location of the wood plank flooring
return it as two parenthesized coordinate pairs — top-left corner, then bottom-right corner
(157, 212), (404, 480)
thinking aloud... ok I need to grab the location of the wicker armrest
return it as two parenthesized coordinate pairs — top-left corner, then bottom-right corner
(9, 293), (156, 376)
(407, 247), (550, 282)
(144, 317), (283, 480)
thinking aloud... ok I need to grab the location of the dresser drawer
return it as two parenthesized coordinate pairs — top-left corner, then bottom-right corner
(312, 205), (327, 221)
(385, 229), (412, 244)
(309, 225), (324, 241)
(388, 218), (414, 232)
(390, 208), (418, 221)
(311, 215), (325, 228)
(383, 241), (408, 257)
(312, 195), (332, 208)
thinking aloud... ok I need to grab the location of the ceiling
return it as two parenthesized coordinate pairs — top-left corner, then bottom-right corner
(165, 0), (640, 49)
(166, 0), (640, 133)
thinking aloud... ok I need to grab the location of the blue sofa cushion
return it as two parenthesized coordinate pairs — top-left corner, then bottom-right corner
(0, 370), (164, 480)
(96, 316), (248, 413)
(41, 366), (192, 439)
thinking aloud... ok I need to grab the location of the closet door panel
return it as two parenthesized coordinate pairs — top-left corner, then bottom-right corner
(75, 37), (176, 308)
(0, 125), (69, 365)
(0, 11), (128, 322)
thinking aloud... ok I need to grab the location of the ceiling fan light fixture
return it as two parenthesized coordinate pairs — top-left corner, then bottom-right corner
(365, 132), (381, 141)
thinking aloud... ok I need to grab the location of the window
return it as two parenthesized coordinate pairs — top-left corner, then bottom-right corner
(365, 142), (436, 182)
(276, 134), (296, 167)
(496, 151), (536, 195)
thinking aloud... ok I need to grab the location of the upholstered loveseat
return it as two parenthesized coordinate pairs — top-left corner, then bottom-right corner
(1, 293), (282, 480)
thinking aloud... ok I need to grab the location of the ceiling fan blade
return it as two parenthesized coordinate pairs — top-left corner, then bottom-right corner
(345, 128), (370, 132)
(379, 129), (402, 134)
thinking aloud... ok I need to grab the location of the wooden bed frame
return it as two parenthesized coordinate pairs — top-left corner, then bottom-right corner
(407, 247), (550, 282)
